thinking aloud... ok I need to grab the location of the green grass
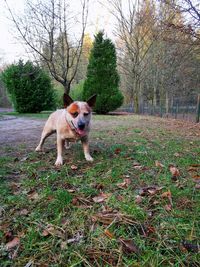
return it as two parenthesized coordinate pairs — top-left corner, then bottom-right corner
(1, 111), (51, 119)
(0, 115), (200, 266)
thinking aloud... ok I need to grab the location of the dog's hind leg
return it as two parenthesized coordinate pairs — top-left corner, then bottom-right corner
(35, 126), (55, 151)
(81, 136), (93, 162)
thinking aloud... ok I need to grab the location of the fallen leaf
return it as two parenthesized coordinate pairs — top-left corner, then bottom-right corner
(71, 165), (78, 170)
(93, 183), (104, 190)
(41, 226), (64, 238)
(169, 166), (180, 177)
(116, 195), (124, 201)
(67, 189), (76, 193)
(20, 156), (29, 162)
(139, 186), (163, 196)
(192, 175), (200, 180)
(155, 160), (164, 168)
(133, 165), (143, 170)
(174, 153), (180, 157)
(117, 178), (131, 189)
(187, 167), (198, 172)
(135, 195), (143, 204)
(66, 232), (83, 244)
(133, 161), (141, 166)
(18, 209), (29, 215)
(161, 190), (172, 198)
(27, 190), (39, 200)
(92, 193), (111, 203)
(6, 237), (20, 250)
(104, 229), (114, 239)
(119, 238), (140, 254)
(164, 204), (172, 211)
(114, 148), (121, 154)
(5, 231), (14, 242)
(161, 190), (173, 206)
(195, 184), (200, 189)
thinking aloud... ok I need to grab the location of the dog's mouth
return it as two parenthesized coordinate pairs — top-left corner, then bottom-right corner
(71, 121), (87, 137)
(76, 128), (87, 136)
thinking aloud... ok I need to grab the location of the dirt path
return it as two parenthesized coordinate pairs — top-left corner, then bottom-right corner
(0, 116), (46, 155)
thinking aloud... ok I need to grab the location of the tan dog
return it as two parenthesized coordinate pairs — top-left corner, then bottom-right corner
(35, 94), (96, 166)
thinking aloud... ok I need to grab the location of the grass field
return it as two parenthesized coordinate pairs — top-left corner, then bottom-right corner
(0, 114), (200, 266)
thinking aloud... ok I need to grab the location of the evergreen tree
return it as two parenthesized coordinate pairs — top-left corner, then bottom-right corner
(2, 60), (56, 113)
(83, 31), (123, 114)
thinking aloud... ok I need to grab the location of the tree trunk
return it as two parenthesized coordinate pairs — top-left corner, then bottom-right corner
(166, 91), (169, 114)
(64, 82), (71, 95)
(134, 94), (139, 114)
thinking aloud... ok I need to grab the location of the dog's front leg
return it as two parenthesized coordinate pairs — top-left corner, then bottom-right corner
(55, 136), (65, 166)
(81, 136), (93, 162)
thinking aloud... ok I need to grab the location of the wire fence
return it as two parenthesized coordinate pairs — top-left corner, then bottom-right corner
(119, 94), (200, 123)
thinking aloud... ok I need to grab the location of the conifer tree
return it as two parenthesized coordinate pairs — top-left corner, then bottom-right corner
(83, 31), (123, 114)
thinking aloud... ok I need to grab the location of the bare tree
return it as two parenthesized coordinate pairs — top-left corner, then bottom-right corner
(5, 0), (89, 94)
(161, 0), (200, 40)
(106, 0), (157, 112)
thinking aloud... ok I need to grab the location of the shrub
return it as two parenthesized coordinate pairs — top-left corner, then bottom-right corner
(2, 60), (56, 113)
(83, 31), (124, 114)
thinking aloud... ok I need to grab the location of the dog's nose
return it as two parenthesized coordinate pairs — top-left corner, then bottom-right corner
(78, 121), (85, 130)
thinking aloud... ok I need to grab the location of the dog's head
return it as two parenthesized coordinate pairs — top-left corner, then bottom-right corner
(63, 94), (96, 137)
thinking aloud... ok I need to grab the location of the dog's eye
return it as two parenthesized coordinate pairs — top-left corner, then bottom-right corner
(72, 112), (79, 118)
(84, 112), (89, 116)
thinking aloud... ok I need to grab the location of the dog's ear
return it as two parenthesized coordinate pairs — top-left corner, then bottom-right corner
(63, 93), (73, 108)
(87, 94), (97, 108)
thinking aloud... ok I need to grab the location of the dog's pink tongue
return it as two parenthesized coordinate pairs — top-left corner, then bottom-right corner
(77, 129), (86, 136)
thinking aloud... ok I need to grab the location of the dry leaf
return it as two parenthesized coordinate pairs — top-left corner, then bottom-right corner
(27, 190), (39, 200)
(67, 189), (76, 193)
(42, 229), (50, 237)
(93, 183), (104, 190)
(195, 184), (200, 189)
(133, 165), (143, 170)
(71, 165), (78, 170)
(114, 148), (121, 154)
(139, 186), (163, 196)
(169, 166), (180, 177)
(164, 204), (172, 211)
(161, 190), (173, 206)
(119, 238), (140, 254)
(192, 175), (200, 180)
(41, 226), (63, 238)
(133, 161), (140, 166)
(104, 229), (114, 239)
(135, 195), (143, 204)
(116, 195), (124, 201)
(155, 160), (164, 168)
(92, 193), (111, 203)
(117, 178), (131, 189)
(6, 237), (20, 250)
(161, 191), (172, 198)
(18, 209), (29, 215)
(174, 153), (180, 157)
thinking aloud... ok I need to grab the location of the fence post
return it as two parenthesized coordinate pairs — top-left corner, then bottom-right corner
(196, 94), (200, 123)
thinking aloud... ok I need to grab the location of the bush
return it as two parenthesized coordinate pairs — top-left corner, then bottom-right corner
(83, 31), (124, 114)
(2, 60), (56, 113)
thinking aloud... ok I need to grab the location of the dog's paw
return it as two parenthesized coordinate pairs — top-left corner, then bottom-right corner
(85, 154), (94, 162)
(55, 157), (63, 166)
(35, 146), (42, 152)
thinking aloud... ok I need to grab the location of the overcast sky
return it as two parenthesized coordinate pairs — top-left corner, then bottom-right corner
(0, 0), (115, 64)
